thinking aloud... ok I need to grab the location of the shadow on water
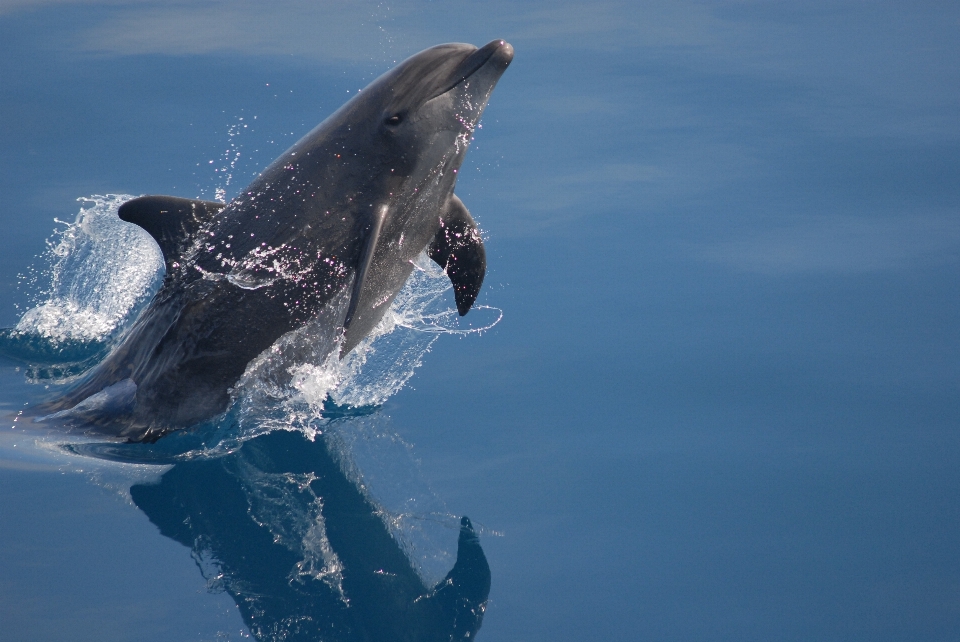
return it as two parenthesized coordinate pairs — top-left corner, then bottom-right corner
(123, 429), (489, 642)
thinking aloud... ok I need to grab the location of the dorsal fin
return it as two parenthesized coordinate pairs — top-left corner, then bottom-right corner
(429, 194), (486, 315)
(118, 195), (225, 272)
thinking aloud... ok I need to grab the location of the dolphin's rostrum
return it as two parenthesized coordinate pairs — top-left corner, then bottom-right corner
(41, 40), (513, 440)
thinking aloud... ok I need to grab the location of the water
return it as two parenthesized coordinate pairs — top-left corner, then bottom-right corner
(1, 2), (959, 641)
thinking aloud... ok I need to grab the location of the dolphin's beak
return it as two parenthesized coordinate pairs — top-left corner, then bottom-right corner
(488, 39), (514, 68)
(458, 39), (513, 84)
(429, 40), (514, 102)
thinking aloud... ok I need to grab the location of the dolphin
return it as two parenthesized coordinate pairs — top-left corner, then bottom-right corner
(39, 40), (513, 441)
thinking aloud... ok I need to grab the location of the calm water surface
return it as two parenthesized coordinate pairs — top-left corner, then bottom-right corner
(1, 2), (959, 641)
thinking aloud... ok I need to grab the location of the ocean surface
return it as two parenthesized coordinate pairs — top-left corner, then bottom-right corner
(1, 2), (959, 641)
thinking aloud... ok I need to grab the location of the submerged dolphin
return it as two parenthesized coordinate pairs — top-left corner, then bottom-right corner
(41, 40), (513, 440)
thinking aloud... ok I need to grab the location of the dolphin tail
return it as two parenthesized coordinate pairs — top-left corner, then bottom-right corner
(429, 195), (486, 315)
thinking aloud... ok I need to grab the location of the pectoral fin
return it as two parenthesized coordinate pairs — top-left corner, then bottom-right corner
(429, 195), (486, 315)
(118, 195), (225, 272)
(344, 205), (388, 330)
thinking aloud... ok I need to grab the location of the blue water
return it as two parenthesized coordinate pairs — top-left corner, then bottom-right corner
(2, 2), (959, 641)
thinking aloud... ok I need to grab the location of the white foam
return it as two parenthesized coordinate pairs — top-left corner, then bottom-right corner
(282, 253), (500, 411)
(13, 194), (163, 345)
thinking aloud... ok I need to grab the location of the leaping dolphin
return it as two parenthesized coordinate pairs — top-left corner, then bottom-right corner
(39, 40), (513, 441)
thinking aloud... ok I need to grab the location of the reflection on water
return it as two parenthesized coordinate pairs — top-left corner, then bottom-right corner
(127, 428), (490, 641)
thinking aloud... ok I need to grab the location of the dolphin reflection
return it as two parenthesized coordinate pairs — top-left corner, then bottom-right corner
(129, 430), (490, 641)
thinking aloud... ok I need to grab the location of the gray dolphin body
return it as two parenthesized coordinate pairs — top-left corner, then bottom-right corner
(43, 40), (513, 441)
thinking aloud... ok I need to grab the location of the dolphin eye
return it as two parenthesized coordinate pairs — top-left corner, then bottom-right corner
(385, 114), (402, 126)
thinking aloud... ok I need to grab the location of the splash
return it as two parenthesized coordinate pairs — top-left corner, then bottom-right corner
(231, 251), (501, 421)
(15, 194), (163, 343)
(15, 195), (163, 343)
(1, 195), (164, 378)
(211, 117), (249, 204)
(329, 255), (502, 408)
